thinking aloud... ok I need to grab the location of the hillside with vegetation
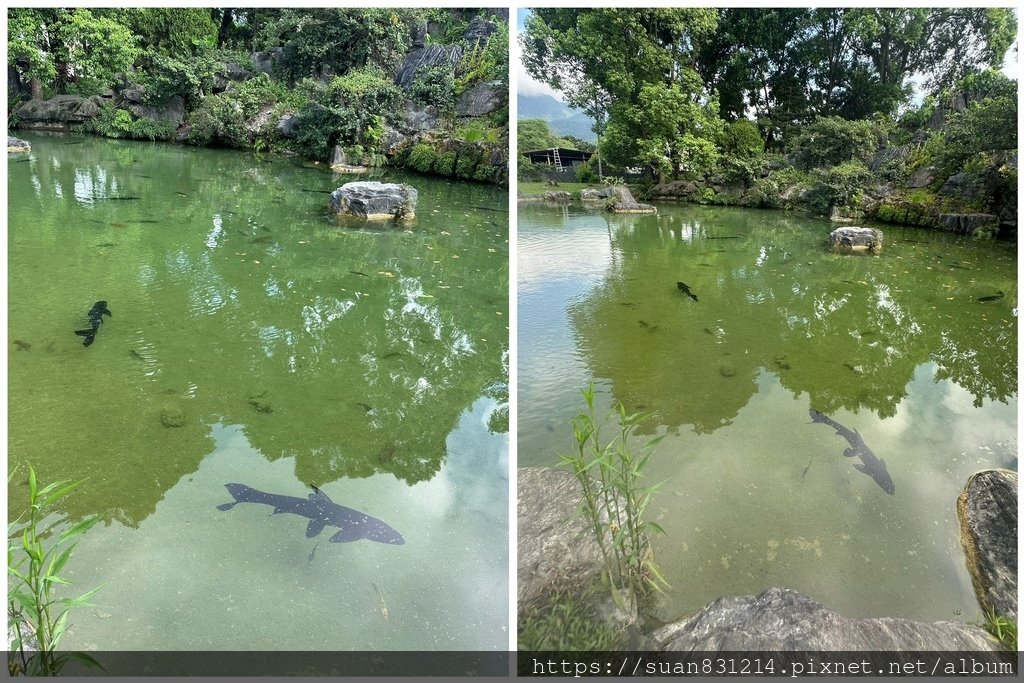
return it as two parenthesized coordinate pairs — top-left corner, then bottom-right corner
(522, 8), (1017, 238)
(8, 7), (509, 184)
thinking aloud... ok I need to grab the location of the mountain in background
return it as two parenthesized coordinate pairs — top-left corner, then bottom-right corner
(518, 93), (596, 142)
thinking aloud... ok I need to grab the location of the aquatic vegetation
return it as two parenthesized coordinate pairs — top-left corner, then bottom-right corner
(7, 466), (103, 675)
(560, 385), (669, 609)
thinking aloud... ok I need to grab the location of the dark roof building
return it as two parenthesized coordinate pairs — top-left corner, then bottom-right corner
(521, 147), (594, 171)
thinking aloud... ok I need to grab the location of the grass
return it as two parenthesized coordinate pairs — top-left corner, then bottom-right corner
(519, 586), (624, 651)
(982, 607), (1017, 650)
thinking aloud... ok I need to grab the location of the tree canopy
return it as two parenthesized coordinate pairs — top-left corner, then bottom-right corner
(522, 7), (1017, 175)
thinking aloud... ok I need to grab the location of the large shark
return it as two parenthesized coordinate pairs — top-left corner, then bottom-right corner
(808, 409), (895, 495)
(216, 483), (405, 545)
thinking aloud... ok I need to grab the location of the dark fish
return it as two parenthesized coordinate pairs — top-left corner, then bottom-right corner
(216, 483), (405, 545)
(378, 351), (403, 360)
(301, 188), (333, 194)
(132, 173), (151, 178)
(175, 192), (188, 196)
(106, 197), (140, 201)
(129, 349), (145, 362)
(706, 235), (741, 239)
(472, 206), (508, 213)
(14, 340), (31, 351)
(977, 291), (1004, 302)
(350, 271), (368, 277)
(74, 300), (112, 347)
(62, 141), (85, 145)
(801, 460), (812, 479)
(96, 242), (117, 247)
(250, 235), (273, 243)
(809, 409), (894, 494)
(676, 281), (698, 301)
(638, 320), (649, 328)
(308, 542), (318, 563)
(130, 219), (160, 224)
(355, 402), (373, 412)
(15, 158), (33, 163)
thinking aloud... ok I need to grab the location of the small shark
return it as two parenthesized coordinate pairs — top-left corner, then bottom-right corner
(809, 409), (895, 494)
(216, 483), (405, 545)
(74, 300), (111, 347)
(676, 281), (699, 301)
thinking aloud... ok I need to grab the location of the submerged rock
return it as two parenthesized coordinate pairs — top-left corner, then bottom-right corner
(330, 181), (417, 221)
(8, 136), (30, 153)
(957, 469), (1017, 621)
(936, 213), (999, 236)
(829, 226), (882, 254)
(652, 587), (1000, 650)
(159, 407), (186, 428)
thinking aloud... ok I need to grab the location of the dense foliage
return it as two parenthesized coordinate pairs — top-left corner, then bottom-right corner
(522, 8), (1017, 228)
(8, 7), (508, 183)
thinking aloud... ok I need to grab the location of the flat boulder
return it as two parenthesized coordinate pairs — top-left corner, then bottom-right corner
(330, 181), (417, 221)
(829, 226), (882, 254)
(14, 95), (99, 123)
(8, 136), (30, 153)
(652, 587), (1000, 651)
(957, 469), (1017, 621)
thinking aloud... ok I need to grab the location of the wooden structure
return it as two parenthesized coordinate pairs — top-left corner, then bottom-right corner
(521, 147), (594, 172)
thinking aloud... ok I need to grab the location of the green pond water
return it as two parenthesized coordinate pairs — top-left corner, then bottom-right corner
(8, 133), (509, 653)
(518, 201), (1017, 625)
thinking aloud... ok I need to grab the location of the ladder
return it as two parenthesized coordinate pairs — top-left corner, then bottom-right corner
(551, 148), (563, 172)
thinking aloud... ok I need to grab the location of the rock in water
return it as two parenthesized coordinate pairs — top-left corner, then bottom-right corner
(957, 469), (1018, 621)
(8, 136), (31, 153)
(652, 586), (1001, 650)
(330, 182), (417, 221)
(601, 185), (656, 214)
(829, 227), (883, 254)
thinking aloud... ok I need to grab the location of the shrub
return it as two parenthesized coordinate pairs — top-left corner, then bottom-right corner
(407, 143), (438, 174)
(805, 161), (872, 215)
(791, 116), (886, 170)
(575, 159), (599, 184)
(718, 118), (764, 159)
(410, 63), (456, 112)
(85, 103), (175, 141)
(434, 150), (458, 177)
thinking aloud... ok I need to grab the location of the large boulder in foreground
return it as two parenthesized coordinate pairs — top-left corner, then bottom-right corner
(652, 587), (1000, 651)
(829, 226), (882, 254)
(330, 181), (417, 221)
(518, 467), (606, 615)
(957, 469), (1017, 621)
(8, 136), (30, 153)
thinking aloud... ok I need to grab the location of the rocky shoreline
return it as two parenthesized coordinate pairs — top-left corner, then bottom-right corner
(519, 466), (1017, 650)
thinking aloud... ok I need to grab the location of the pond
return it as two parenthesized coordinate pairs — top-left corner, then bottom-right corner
(8, 133), (509, 663)
(518, 201), (1016, 625)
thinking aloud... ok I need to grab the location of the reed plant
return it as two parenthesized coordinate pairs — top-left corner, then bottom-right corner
(8, 465), (103, 675)
(560, 385), (669, 610)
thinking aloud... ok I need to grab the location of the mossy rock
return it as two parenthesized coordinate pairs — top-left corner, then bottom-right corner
(159, 407), (187, 428)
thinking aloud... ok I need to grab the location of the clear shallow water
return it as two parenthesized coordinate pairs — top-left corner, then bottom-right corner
(518, 202), (1016, 624)
(8, 132), (509, 652)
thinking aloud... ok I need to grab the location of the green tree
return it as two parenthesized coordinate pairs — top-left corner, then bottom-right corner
(517, 118), (559, 154)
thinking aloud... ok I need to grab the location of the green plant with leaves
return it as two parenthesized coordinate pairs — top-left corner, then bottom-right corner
(560, 386), (669, 610)
(982, 608), (1017, 651)
(8, 466), (103, 676)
